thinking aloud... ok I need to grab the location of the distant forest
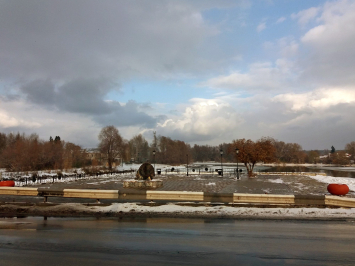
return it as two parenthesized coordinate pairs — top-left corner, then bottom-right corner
(0, 130), (354, 172)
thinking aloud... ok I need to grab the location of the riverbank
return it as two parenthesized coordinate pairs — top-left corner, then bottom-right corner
(1, 202), (355, 221)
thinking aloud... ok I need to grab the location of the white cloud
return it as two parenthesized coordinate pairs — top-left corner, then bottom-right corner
(201, 60), (296, 92)
(291, 7), (320, 26)
(264, 37), (299, 58)
(0, 111), (40, 128)
(278, 37), (299, 57)
(0, 99), (99, 147)
(257, 22), (266, 32)
(301, 25), (326, 42)
(272, 87), (355, 111)
(276, 17), (286, 23)
(299, 0), (355, 86)
(155, 98), (243, 143)
(0, 100), (41, 128)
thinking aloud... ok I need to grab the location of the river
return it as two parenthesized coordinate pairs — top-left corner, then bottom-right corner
(1, 216), (355, 265)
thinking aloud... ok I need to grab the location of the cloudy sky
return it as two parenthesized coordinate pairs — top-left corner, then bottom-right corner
(1, 0), (355, 150)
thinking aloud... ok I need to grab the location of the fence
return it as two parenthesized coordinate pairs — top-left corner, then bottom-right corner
(0, 170), (135, 187)
(157, 167), (241, 176)
(255, 172), (327, 176)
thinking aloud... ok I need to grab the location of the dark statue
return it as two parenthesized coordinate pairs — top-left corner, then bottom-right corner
(136, 162), (155, 181)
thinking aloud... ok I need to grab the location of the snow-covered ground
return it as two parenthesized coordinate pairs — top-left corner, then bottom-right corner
(308, 175), (355, 191)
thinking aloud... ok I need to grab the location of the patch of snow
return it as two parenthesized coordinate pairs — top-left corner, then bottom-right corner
(193, 177), (206, 181)
(206, 182), (216, 186)
(268, 178), (284, 184)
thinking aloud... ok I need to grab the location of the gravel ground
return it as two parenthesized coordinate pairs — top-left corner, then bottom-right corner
(6, 172), (353, 196)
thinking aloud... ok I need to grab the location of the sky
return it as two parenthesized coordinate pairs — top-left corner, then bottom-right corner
(1, 0), (355, 150)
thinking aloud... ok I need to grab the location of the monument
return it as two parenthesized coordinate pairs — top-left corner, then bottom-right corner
(123, 162), (163, 189)
(135, 162), (155, 180)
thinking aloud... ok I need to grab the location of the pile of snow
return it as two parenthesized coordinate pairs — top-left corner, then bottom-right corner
(17, 202), (355, 219)
(308, 175), (355, 191)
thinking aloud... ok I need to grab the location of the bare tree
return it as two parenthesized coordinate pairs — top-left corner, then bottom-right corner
(98, 126), (123, 170)
(128, 134), (149, 163)
(345, 141), (355, 164)
(331, 151), (350, 166)
(229, 138), (275, 177)
(306, 150), (320, 164)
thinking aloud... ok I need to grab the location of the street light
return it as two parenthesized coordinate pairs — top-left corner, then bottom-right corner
(235, 148), (240, 180)
(220, 149), (223, 177)
(153, 150), (156, 173)
(186, 154), (189, 176)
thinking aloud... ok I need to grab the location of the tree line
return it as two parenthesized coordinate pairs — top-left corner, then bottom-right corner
(98, 126), (355, 172)
(0, 132), (89, 172)
(1, 126), (354, 173)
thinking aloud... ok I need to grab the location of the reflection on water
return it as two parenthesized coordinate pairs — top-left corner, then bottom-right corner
(1, 216), (355, 266)
(260, 166), (355, 178)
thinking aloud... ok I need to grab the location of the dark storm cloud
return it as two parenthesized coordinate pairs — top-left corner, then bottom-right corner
(0, 94), (21, 102)
(20, 79), (55, 105)
(56, 79), (113, 114)
(19, 78), (112, 114)
(96, 100), (166, 128)
(0, 0), (237, 81)
(17, 78), (162, 127)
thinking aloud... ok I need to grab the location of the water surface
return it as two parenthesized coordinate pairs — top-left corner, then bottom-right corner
(1, 216), (355, 265)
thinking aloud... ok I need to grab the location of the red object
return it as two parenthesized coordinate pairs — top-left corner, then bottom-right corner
(327, 184), (349, 196)
(0, 180), (15, 187)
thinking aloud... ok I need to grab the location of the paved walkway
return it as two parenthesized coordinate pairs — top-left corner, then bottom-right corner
(1, 173), (353, 204)
(16, 172), (336, 195)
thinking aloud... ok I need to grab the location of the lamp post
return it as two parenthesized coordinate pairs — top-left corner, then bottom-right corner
(186, 154), (189, 176)
(220, 149), (223, 177)
(235, 148), (239, 180)
(153, 150), (156, 174)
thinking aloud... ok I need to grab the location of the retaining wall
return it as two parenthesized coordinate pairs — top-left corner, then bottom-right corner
(0, 187), (354, 208)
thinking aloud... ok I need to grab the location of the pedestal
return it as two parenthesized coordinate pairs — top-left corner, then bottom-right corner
(123, 179), (163, 189)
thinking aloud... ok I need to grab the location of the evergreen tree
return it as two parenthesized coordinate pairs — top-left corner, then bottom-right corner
(331, 146), (336, 154)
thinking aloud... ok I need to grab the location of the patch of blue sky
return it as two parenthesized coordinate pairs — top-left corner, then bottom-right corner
(0, 81), (15, 95)
(105, 79), (217, 105)
(202, 0), (324, 66)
